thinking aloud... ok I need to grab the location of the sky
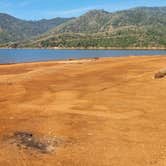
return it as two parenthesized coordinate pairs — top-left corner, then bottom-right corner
(0, 0), (166, 20)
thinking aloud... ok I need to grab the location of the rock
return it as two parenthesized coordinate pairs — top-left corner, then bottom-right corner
(154, 69), (166, 79)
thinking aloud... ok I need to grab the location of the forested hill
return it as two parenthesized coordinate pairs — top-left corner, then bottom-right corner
(23, 7), (166, 48)
(1, 7), (166, 48)
(48, 7), (166, 34)
(0, 13), (73, 44)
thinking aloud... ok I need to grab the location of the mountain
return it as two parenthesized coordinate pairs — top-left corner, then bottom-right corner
(1, 7), (166, 48)
(48, 7), (166, 34)
(22, 7), (166, 48)
(0, 13), (73, 44)
(52, 10), (112, 33)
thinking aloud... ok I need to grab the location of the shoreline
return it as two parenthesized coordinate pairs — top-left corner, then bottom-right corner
(0, 54), (166, 66)
(0, 48), (166, 65)
(0, 47), (166, 50)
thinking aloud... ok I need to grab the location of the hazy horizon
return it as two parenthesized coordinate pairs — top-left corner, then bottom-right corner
(0, 0), (166, 20)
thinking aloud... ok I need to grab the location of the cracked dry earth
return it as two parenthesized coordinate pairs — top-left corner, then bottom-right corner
(1, 56), (166, 166)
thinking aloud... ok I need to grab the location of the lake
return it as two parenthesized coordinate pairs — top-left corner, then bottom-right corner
(0, 49), (166, 64)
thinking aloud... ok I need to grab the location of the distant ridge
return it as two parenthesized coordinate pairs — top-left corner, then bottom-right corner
(0, 6), (166, 48)
(0, 13), (73, 44)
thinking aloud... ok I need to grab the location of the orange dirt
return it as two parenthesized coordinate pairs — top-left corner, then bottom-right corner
(1, 56), (166, 166)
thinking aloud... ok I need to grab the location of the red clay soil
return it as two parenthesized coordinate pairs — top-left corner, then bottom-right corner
(0, 56), (166, 166)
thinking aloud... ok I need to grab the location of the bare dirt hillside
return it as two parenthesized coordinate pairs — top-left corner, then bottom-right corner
(0, 56), (166, 166)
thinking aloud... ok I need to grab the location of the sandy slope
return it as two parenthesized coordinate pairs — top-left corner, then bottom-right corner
(1, 56), (166, 166)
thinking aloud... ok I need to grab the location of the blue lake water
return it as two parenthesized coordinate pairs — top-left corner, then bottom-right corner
(0, 49), (166, 64)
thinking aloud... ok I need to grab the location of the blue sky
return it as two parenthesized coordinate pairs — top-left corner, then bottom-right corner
(0, 0), (166, 20)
